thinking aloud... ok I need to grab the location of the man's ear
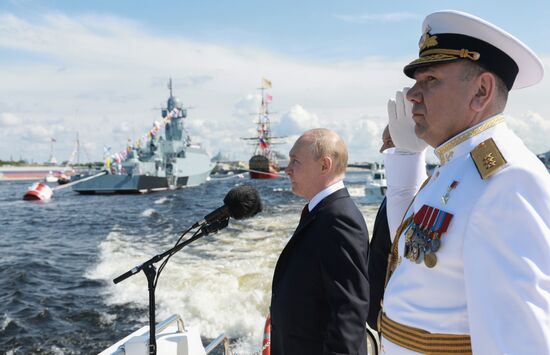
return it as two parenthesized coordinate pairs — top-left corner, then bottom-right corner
(470, 72), (496, 112)
(320, 156), (333, 173)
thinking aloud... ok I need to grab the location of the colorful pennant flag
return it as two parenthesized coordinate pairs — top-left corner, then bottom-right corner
(259, 137), (269, 149)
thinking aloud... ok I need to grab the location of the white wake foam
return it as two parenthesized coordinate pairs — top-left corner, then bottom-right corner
(88, 203), (380, 352)
(140, 208), (158, 217)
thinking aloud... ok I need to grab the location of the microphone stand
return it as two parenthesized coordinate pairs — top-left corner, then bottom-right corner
(113, 218), (230, 355)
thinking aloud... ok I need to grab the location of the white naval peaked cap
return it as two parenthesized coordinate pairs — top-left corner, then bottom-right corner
(404, 10), (544, 90)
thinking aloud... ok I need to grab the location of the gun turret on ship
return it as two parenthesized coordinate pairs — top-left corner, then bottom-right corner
(73, 79), (212, 194)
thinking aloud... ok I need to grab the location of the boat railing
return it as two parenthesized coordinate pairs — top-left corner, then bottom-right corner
(204, 333), (230, 354)
(156, 314), (185, 333)
(107, 314), (229, 355)
(155, 314), (230, 354)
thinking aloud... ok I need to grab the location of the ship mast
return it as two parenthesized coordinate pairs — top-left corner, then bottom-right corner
(256, 82), (272, 158)
(76, 132), (80, 165)
(255, 80), (273, 158)
(240, 78), (284, 156)
(168, 78), (173, 99)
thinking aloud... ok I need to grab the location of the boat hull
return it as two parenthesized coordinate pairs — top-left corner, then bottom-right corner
(72, 171), (209, 194)
(250, 171), (280, 179)
(249, 155), (280, 179)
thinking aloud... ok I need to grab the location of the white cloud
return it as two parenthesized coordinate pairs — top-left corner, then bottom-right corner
(112, 122), (132, 135)
(0, 113), (20, 126)
(232, 94), (261, 120)
(342, 117), (385, 162)
(0, 12), (548, 163)
(21, 125), (52, 142)
(275, 105), (321, 136)
(506, 112), (550, 154)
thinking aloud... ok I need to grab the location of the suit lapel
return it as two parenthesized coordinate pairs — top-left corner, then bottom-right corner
(292, 188), (349, 237)
(273, 188), (350, 287)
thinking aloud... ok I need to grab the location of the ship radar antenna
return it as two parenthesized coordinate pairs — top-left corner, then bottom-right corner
(168, 78), (173, 98)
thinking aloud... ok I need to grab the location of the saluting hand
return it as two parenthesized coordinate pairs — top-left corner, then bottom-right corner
(387, 88), (428, 153)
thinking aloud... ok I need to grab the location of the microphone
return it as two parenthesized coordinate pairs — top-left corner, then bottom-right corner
(192, 185), (262, 228)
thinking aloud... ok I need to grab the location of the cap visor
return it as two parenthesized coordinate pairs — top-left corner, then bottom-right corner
(404, 54), (461, 78)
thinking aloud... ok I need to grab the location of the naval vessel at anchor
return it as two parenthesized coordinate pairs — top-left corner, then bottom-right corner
(73, 80), (212, 194)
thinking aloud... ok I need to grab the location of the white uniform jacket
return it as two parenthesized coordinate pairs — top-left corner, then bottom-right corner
(382, 115), (550, 354)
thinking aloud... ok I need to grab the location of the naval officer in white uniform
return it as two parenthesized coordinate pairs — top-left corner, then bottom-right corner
(379, 10), (550, 354)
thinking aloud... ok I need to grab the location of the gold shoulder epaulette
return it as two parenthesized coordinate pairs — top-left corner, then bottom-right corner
(471, 138), (507, 179)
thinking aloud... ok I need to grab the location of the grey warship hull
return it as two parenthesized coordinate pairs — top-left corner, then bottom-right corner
(72, 170), (211, 194)
(73, 172), (209, 194)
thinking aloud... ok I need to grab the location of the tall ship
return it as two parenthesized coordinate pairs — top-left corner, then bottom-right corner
(73, 79), (212, 194)
(241, 78), (284, 179)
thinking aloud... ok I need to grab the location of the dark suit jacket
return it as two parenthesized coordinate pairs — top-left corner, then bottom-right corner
(366, 197), (392, 330)
(270, 188), (370, 355)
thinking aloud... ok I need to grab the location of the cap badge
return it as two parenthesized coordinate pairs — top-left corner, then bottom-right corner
(419, 29), (438, 51)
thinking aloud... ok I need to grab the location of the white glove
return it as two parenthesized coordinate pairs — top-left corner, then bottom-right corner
(387, 88), (428, 153)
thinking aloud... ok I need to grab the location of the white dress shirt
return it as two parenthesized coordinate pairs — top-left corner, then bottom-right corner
(308, 180), (345, 212)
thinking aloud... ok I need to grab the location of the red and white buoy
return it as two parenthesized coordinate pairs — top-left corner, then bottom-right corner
(262, 313), (271, 355)
(22, 170), (107, 201)
(23, 182), (54, 201)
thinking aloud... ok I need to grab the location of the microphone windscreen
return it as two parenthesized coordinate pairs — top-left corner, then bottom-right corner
(223, 185), (262, 220)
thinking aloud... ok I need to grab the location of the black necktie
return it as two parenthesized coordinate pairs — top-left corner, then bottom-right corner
(300, 204), (309, 223)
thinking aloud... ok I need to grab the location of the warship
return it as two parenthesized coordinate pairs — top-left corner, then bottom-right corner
(241, 78), (284, 179)
(73, 80), (212, 194)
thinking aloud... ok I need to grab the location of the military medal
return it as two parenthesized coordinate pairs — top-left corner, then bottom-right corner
(411, 244), (419, 262)
(424, 253), (437, 268)
(442, 180), (459, 204)
(405, 227), (414, 240)
(403, 222), (415, 258)
(403, 204), (453, 268)
(430, 238), (441, 252)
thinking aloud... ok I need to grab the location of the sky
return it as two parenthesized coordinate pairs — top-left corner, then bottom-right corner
(0, 0), (549, 163)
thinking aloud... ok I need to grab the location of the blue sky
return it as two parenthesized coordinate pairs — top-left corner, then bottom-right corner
(4, 0), (549, 61)
(1, 0), (549, 162)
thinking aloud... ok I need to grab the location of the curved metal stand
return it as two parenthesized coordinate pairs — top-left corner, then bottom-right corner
(113, 218), (229, 355)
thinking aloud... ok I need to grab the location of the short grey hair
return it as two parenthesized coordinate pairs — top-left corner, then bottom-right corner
(304, 128), (348, 176)
(460, 60), (508, 110)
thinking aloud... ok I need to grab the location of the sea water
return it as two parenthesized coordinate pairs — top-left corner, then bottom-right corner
(0, 172), (380, 354)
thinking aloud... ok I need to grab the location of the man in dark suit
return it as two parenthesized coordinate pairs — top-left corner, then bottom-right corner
(270, 128), (370, 355)
(366, 125), (394, 330)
